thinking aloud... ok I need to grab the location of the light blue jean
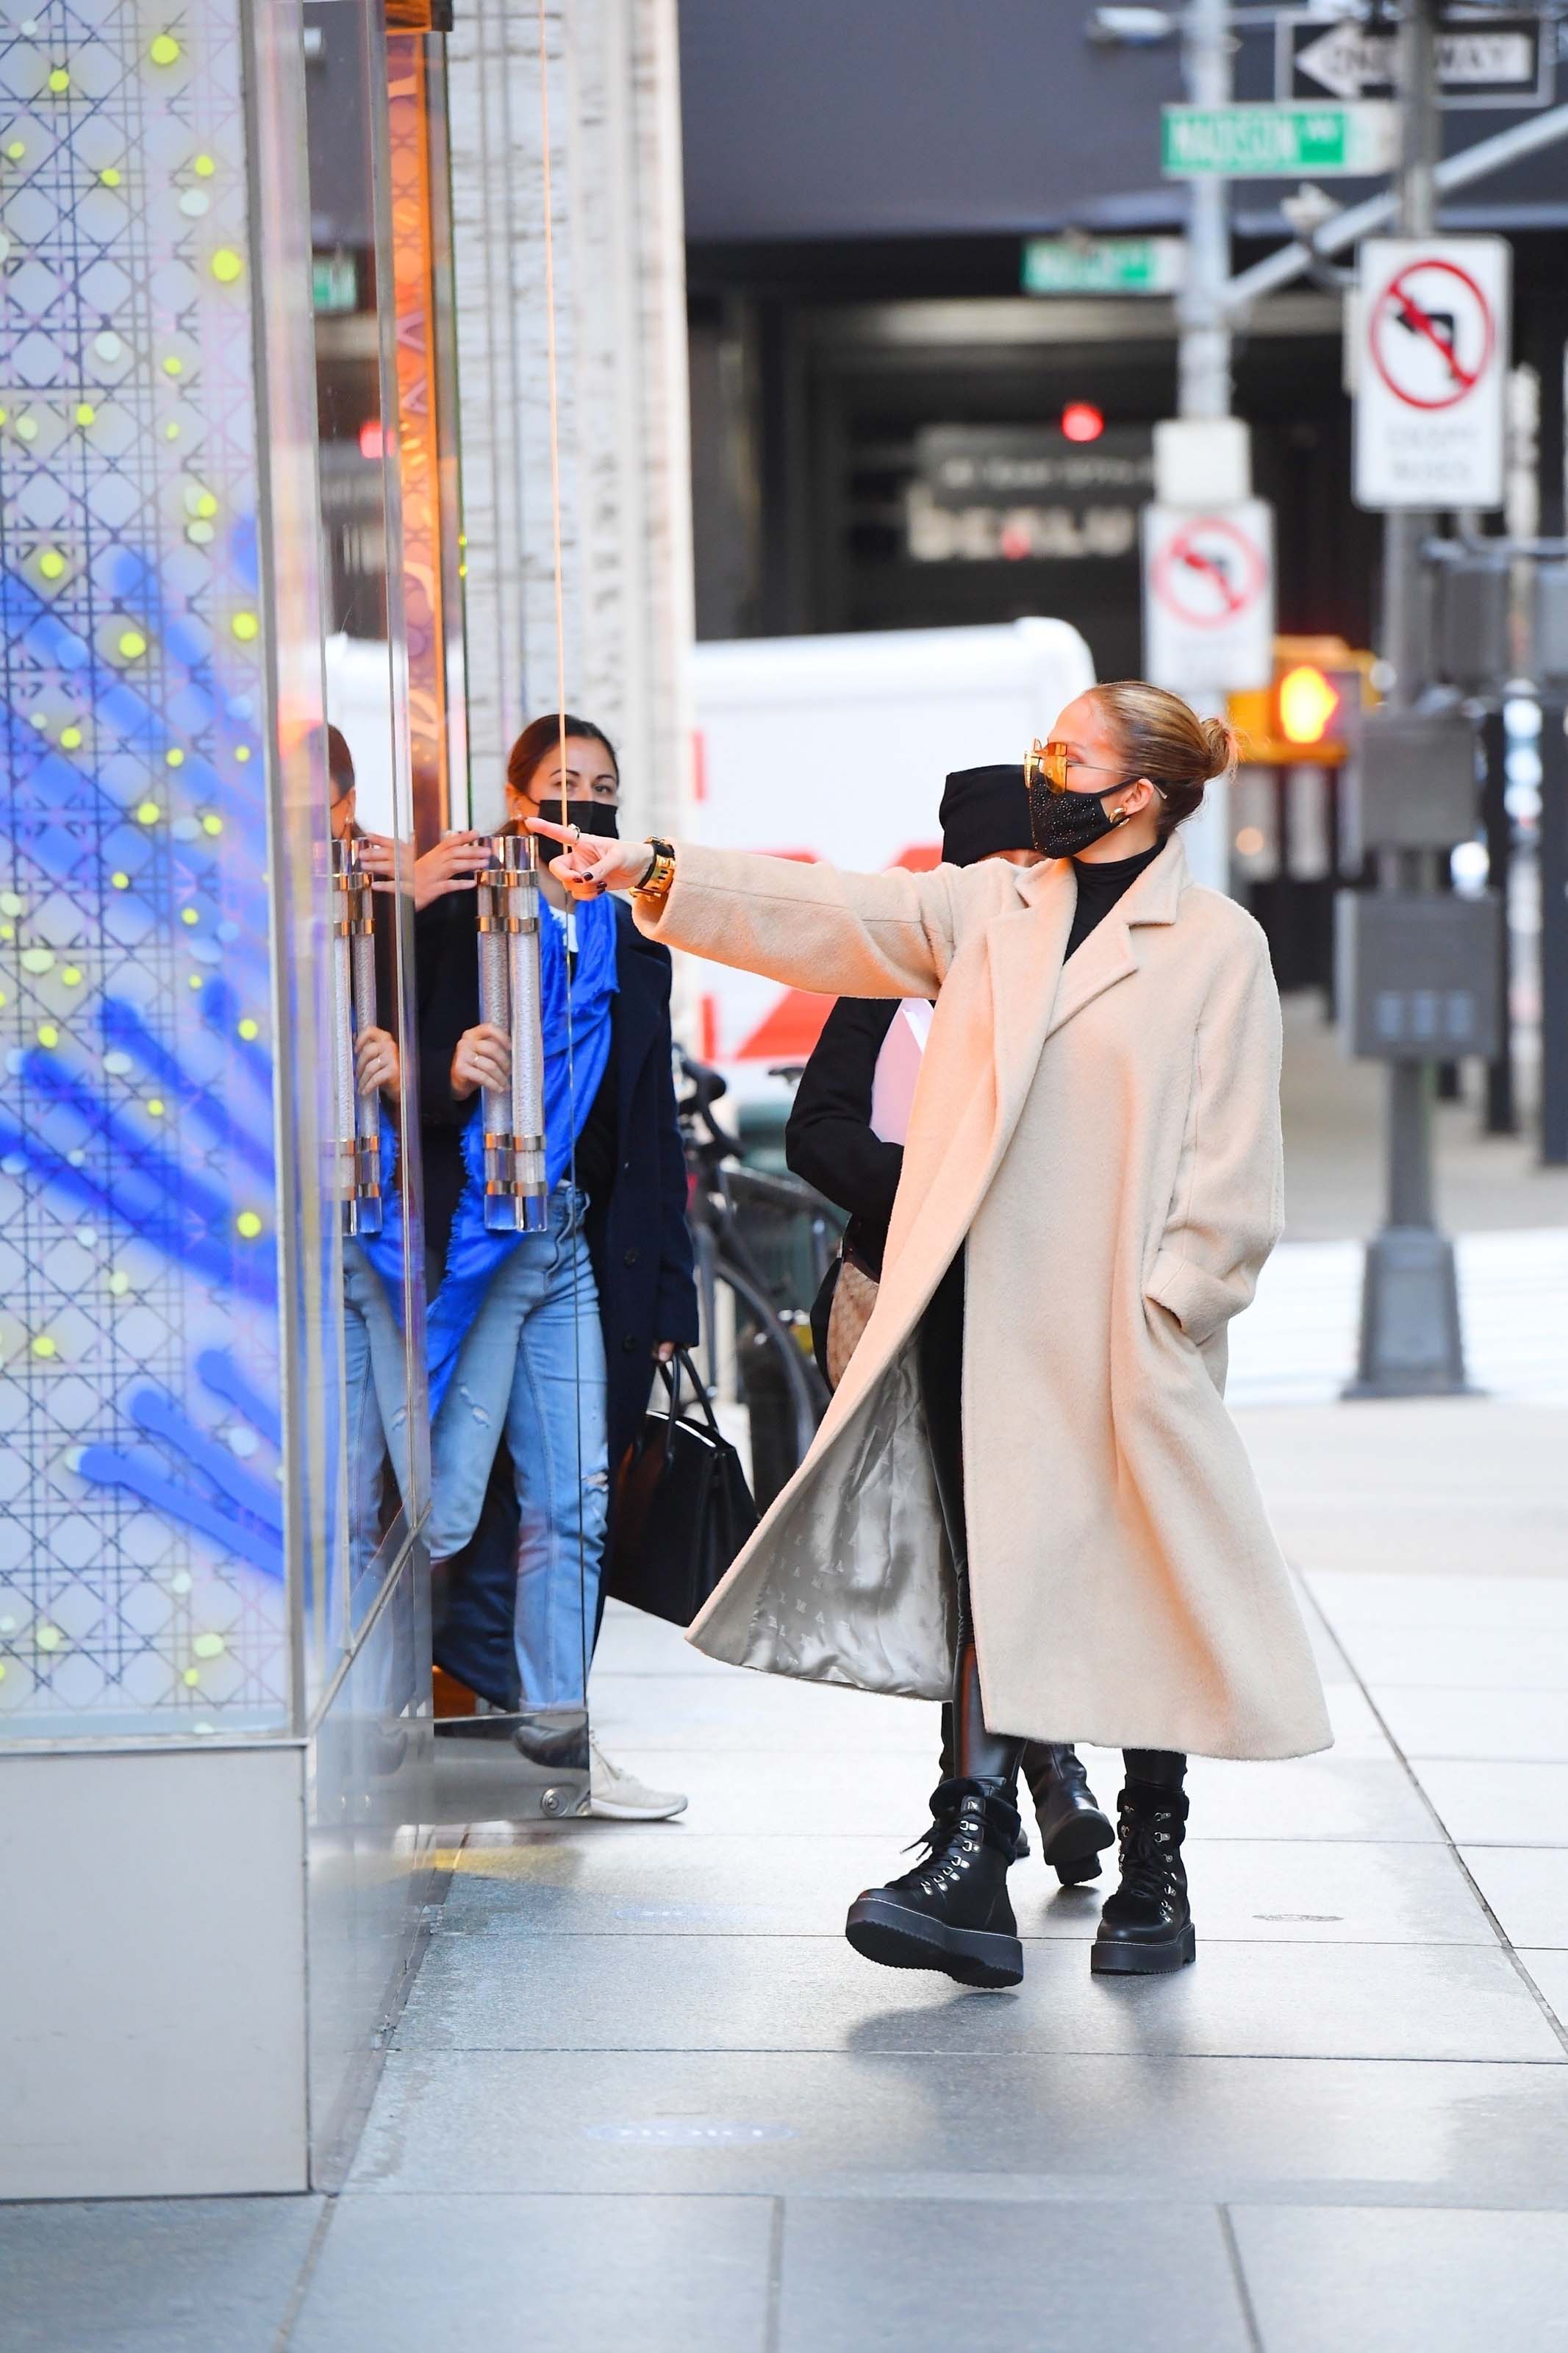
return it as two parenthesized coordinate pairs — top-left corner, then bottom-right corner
(343, 1237), (412, 1601)
(428, 1185), (608, 1709)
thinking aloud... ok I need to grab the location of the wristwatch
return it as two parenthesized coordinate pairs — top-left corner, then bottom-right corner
(634, 838), (676, 903)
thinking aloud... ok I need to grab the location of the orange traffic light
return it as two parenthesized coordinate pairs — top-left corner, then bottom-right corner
(1229, 638), (1375, 767)
(1277, 663), (1341, 746)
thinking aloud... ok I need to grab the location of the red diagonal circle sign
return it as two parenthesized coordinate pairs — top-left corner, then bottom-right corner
(1370, 257), (1494, 413)
(1151, 515), (1267, 629)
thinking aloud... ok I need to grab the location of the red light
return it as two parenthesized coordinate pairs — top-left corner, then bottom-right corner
(357, 419), (384, 461)
(1061, 402), (1104, 443)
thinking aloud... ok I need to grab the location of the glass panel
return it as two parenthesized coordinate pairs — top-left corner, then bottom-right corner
(302, 0), (423, 1677)
(0, 1), (293, 1736)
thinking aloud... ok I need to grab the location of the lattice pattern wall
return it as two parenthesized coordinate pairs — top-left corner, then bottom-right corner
(0, 1), (290, 1734)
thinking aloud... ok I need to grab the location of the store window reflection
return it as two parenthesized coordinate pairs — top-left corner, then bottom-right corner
(302, 0), (423, 1655)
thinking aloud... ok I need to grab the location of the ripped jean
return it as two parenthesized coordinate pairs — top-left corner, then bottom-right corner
(427, 1185), (607, 1709)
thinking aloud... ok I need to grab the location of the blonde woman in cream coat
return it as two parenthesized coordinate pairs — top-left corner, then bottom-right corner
(530, 680), (1330, 1991)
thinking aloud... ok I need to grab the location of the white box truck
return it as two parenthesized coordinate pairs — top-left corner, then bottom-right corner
(686, 615), (1231, 1106)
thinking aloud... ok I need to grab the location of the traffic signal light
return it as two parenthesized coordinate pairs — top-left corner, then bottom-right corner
(1228, 636), (1375, 766)
(1277, 662), (1341, 746)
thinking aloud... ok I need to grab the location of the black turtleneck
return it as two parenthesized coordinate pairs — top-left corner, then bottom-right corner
(1064, 839), (1164, 963)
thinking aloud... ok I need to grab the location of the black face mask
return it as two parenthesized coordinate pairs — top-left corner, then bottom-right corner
(526, 797), (620, 841)
(1025, 775), (1134, 860)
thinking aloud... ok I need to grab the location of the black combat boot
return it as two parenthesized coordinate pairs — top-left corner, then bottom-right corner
(846, 1777), (1025, 1989)
(1089, 1777), (1195, 1975)
(1025, 1744), (1115, 1886)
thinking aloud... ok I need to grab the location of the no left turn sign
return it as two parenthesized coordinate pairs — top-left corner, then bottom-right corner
(1355, 237), (1509, 510)
(1143, 499), (1275, 693)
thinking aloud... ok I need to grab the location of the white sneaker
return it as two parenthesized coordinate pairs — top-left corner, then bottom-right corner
(589, 1737), (688, 1821)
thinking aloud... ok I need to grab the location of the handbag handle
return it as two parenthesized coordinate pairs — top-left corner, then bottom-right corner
(656, 1346), (726, 1443)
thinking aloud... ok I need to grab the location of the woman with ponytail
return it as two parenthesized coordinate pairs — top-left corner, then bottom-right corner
(418, 716), (698, 1819)
(530, 681), (1331, 1982)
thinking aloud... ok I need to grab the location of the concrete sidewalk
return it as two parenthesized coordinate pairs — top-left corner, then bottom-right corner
(17, 1388), (1565, 2352)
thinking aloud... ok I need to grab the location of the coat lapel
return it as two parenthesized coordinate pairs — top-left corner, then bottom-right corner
(986, 835), (1188, 1154)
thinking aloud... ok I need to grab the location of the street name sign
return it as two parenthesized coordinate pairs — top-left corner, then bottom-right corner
(1277, 13), (1550, 110)
(1161, 101), (1397, 178)
(1142, 500), (1275, 694)
(1353, 236), (1510, 510)
(1020, 236), (1185, 296)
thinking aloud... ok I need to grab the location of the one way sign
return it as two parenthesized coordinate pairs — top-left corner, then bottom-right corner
(1277, 13), (1549, 110)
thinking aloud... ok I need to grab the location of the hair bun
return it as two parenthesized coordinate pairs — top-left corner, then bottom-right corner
(1198, 714), (1239, 782)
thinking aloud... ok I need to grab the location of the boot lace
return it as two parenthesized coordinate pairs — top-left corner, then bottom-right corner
(1117, 1805), (1178, 1902)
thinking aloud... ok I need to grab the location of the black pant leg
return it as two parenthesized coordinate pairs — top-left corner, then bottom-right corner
(917, 1254), (1023, 1792)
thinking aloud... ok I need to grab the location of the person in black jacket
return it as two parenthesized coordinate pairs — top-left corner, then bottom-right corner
(417, 715), (699, 1819)
(785, 765), (1115, 1888)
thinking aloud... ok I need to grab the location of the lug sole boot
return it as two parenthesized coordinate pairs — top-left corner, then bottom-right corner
(1090, 1779), (1195, 1976)
(846, 1777), (1025, 1990)
(1027, 1744), (1115, 1886)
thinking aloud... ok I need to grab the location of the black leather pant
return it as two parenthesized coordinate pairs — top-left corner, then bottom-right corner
(917, 1250), (1185, 1796)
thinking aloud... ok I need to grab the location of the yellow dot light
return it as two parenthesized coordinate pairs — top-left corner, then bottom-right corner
(193, 153), (215, 177)
(38, 549), (65, 579)
(179, 907), (198, 926)
(201, 813), (222, 835)
(165, 748), (185, 768)
(74, 403), (96, 426)
(30, 1336), (57, 1359)
(5, 142), (24, 163)
(164, 423), (179, 440)
(182, 1666), (200, 1687)
(187, 974), (203, 990)
(59, 726), (82, 749)
(110, 871), (129, 890)
(230, 611), (259, 642)
(235, 1210), (263, 1239)
(149, 34), (181, 66)
(100, 166), (121, 188)
(237, 1016), (259, 1041)
(210, 248), (243, 285)
(36, 1024), (58, 1048)
(162, 355), (182, 376)
(146, 1098), (165, 1117)
(196, 492), (218, 517)
(235, 746), (251, 764)
(116, 629), (147, 661)
(62, 966), (82, 985)
(48, 68), (69, 94)
(135, 801), (160, 824)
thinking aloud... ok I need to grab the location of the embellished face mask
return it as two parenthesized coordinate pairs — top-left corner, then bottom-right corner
(1024, 740), (1163, 860)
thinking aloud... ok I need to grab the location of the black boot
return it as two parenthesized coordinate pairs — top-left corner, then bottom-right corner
(1090, 1778), (1195, 1975)
(846, 1778), (1025, 1989)
(1025, 1744), (1114, 1886)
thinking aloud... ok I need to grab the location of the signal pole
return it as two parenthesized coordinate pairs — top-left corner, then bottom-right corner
(1178, 0), (1231, 422)
(1350, 0), (1471, 1396)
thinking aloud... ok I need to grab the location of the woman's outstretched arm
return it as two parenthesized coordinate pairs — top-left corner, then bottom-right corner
(527, 821), (973, 1000)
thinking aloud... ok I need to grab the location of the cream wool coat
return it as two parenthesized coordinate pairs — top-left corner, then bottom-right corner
(638, 835), (1331, 1760)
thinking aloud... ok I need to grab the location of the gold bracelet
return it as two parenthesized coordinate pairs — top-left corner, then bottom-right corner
(634, 838), (676, 904)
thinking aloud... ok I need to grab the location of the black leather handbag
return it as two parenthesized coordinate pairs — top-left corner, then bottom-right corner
(607, 1349), (759, 1627)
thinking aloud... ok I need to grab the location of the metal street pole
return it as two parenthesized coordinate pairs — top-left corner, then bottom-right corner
(1350, 0), (1470, 1396)
(1178, 0), (1231, 421)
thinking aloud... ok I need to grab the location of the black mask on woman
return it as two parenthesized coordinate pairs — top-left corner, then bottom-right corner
(544, 798), (620, 841)
(1026, 775), (1134, 860)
